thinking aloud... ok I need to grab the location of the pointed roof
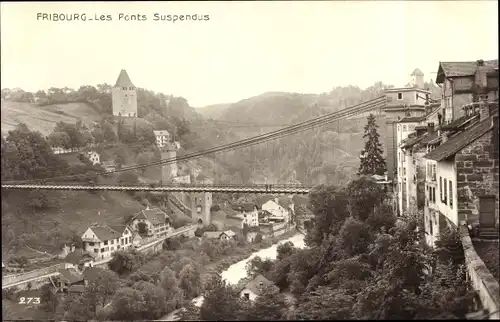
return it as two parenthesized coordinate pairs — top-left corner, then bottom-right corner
(114, 69), (135, 88)
(411, 68), (424, 76)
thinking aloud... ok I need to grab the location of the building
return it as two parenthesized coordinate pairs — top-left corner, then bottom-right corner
(239, 274), (279, 301)
(86, 151), (100, 165)
(56, 268), (84, 292)
(383, 68), (432, 181)
(102, 161), (116, 172)
(258, 196), (291, 221)
(190, 175), (213, 226)
(63, 249), (96, 270)
(112, 69), (138, 117)
(129, 206), (171, 238)
(203, 230), (236, 240)
(423, 101), (499, 246)
(154, 130), (172, 148)
(232, 202), (259, 228)
(436, 59), (499, 124)
(159, 142), (178, 183)
(81, 225), (133, 260)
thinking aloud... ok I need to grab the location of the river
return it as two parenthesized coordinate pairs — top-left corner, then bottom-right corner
(158, 233), (306, 321)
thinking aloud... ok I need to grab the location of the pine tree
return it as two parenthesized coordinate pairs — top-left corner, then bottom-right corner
(358, 114), (386, 176)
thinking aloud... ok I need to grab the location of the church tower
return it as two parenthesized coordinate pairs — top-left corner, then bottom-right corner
(112, 69), (138, 117)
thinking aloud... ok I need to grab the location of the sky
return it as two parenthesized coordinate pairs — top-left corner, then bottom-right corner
(1, 1), (498, 107)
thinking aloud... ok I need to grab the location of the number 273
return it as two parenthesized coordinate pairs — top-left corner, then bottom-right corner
(19, 297), (41, 304)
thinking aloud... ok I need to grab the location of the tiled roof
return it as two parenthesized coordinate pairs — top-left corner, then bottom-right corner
(114, 69), (135, 88)
(221, 205), (238, 216)
(90, 226), (123, 242)
(424, 117), (494, 161)
(65, 250), (96, 265)
(134, 208), (168, 225)
(108, 225), (129, 235)
(419, 132), (439, 145)
(204, 231), (223, 239)
(401, 134), (427, 149)
(440, 114), (479, 131)
(223, 230), (236, 238)
(58, 268), (84, 284)
(436, 60), (498, 83)
(154, 130), (170, 136)
(82, 267), (104, 282)
(241, 274), (279, 296)
(255, 195), (275, 207)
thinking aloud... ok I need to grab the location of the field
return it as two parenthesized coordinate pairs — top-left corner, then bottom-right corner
(1, 101), (101, 136)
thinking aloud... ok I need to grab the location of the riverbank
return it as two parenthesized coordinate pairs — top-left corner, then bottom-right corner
(159, 231), (305, 321)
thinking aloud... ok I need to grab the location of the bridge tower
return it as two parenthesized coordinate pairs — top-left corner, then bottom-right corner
(159, 143), (178, 184)
(190, 175), (212, 226)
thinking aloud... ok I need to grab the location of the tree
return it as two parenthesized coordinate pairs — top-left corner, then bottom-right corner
(159, 266), (184, 312)
(199, 273), (244, 321)
(86, 269), (121, 310)
(295, 287), (355, 320)
(131, 281), (168, 319)
(179, 263), (202, 299)
(108, 287), (146, 320)
(108, 250), (144, 275)
(358, 113), (386, 176)
(27, 189), (51, 214)
(346, 176), (385, 221)
(246, 256), (274, 279)
(246, 285), (288, 321)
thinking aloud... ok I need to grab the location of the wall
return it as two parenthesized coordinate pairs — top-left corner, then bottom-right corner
(459, 225), (500, 319)
(385, 89), (428, 106)
(240, 288), (258, 301)
(455, 130), (499, 226)
(161, 149), (178, 183)
(2, 264), (65, 288)
(82, 229), (133, 261)
(436, 160), (458, 226)
(111, 87), (137, 117)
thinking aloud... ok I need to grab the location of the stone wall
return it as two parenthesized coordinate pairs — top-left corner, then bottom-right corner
(459, 225), (500, 319)
(2, 263), (65, 287)
(455, 130), (499, 225)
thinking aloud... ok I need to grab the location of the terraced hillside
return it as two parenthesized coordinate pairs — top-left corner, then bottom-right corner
(1, 101), (101, 136)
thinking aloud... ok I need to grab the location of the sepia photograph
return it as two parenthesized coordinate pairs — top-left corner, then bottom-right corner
(1, 1), (498, 320)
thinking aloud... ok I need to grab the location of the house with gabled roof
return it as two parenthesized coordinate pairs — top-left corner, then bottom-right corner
(436, 59), (498, 124)
(231, 202), (259, 228)
(64, 249), (97, 270)
(238, 274), (279, 301)
(423, 101), (499, 246)
(203, 230), (236, 241)
(129, 206), (171, 239)
(81, 224), (133, 260)
(86, 151), (100, 165)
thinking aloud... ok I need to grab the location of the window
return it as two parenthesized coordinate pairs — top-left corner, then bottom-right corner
(443, 179), (447, 205)
(449, 181), (453, 208)
(416, 93), (419, 100)
(100, 248), (105, 252)
(432, 187), (436, 203)
(94, 248), (98, 253)
(397, 93), (403, 100)
(122, 87), (126, 91)
(89, 242), (94, 246)
(110, 240), (114, 245)
(429, 217), (433, 235)
(403, 125), (408, 131)
(104, 240), (108, 246)
(243, 293), (250, 300)
(439, 177), (442, 200)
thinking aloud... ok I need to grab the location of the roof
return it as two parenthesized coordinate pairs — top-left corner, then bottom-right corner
(154, 130), (170, 136)
(277, 196), (292, 209)
(234, 202), (257, 212)
(108, 225), (129, 235)
(419, 132), (439, 145)
(221, 205), (238, 216)
(89, 226), (124, 242)
(114, 69), (135, 88)
(204, 231), (223, 239)
(401, 133), (427, 149)
(68, 285), (86, 293)
(424, 117), (494, 161)
(295, 204), (314, 219)
(133, 208), (168, 225)
(65, 249), (97, 265)
(58, 268), (84, 284)
(222, 230), (236, 238)
(255, 195), (275, 207)
(82, 267), (104, 282)
(436, 60), (499, 83)
(399, 116), (424, 123)
(440, 114), (479, 131)
(102, 161), (115, 167)
(241, 274), (279, 296)
(411, 68), (424, 76)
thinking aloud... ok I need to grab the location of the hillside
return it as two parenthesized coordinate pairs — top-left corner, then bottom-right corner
(1, 101), (102, 136)
(196, 103), (232, 120)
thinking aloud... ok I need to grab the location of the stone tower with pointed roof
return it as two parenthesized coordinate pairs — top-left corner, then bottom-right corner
(112, 69), (138, 117)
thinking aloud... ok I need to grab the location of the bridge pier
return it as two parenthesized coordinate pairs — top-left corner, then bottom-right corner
(189, 191), (212, 226)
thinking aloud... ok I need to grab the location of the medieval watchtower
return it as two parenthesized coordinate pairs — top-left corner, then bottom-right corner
(112, 69), (138, 117)
(190, 174), (213, 226)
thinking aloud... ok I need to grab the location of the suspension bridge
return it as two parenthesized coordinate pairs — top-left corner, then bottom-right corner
(0, 183), (312, 194)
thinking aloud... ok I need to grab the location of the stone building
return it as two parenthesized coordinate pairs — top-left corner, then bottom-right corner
(112, 69), (138, 117)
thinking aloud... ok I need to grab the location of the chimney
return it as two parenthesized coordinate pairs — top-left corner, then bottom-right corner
(475, 60), (488, 94)
(416, 127), (426, 137)
(427, 122), (435, 134)
(479, 102), (491, 121)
